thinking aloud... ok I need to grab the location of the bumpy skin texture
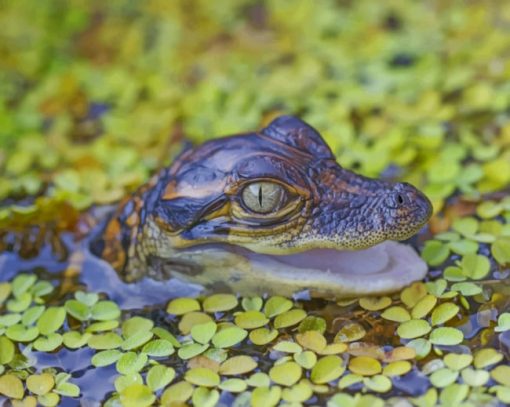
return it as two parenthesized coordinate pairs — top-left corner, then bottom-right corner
(91, 116), (432, 282)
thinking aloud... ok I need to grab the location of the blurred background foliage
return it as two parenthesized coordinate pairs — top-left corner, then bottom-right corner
(1, 0), (510, 215)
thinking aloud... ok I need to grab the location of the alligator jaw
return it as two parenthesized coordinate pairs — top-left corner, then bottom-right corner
(172, 241), (428, 298)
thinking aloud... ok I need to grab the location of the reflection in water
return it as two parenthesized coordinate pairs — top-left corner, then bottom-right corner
(79, 248), (204, 309)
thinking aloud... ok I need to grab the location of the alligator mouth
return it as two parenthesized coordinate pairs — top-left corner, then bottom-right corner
(178, 241), (429, 297)
(83, 239), (429, 307)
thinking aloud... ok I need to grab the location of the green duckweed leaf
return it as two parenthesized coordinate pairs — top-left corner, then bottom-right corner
(421, 240), (450, 266)
(38, 392), (60, 406)
(348, 356), (382, 376)
(269, 361), (302, 386)
(185, 367), (220, 387)
(426, 279), (447, 297)
(161, 381), (193, 404)
(251, 386), (281, 407)
(443, 353), (472, 370)
(452, 217), (478, 237)
(0, 283), (12, 305)
(54, 381), (80, 398)
(62, 331), (92, 349)
(281, 380), (313, 402)
(121, 330), (153, 350)
(177, 342), (209, 360)
(264, 296), (293, 318)
(146, 365), (175, 391)
(152, 327), (180, 348)
(431, 302), (459, 326)
(191, 321), (217, 344)
(358, 296), (392, 311)
(293, 351), (317, 369)
(21, 305), (45, 326)
(443, 266), (466, 282)
(397, 319), (431, 339)
(429, 327), (464, 345)
(0, 313), (22, 327)
(364, 375), (392, 393)
(401, 283), (427, 308)
(26, 373), (54, 395)
(491, 365), (510, 386)
(296, 330), (327, 353)
(473, 348), (503, 369)
(75, 291), (99, 306)
(141, 339), (174, 357)
(88, 332), (123, 350)
(0, 374), (24, 399)
(192, 387), (220, 407)
(12, 274), (37, 298)
(6, 323), (39, 342)
(203, 294), (238, 312)
(338, 375), (366, 392)
(122, 317), (154, 338)
(7, 292), (32, 312)
(383, 361), (412, 377)
(219, 355), (258, 375)
(167, 298), (200, 315)
(241, 296), (263, 311)
(495, 386), (510, 404)
(298, 316), (327, 334)
(219, 378), (248, 393)
(235, 310), (269, 329)
(450, 282), (482, 296)
(91, 349), (123, 367)
(411, 295), (437, 319)
(0, 336), (15, 364)
(439, 383), (468, 405)
(273, 340), (303, 353)
(33, 333), (63, 351)
(430, 368), (458, 388)
(273, 308), (307, 329)
(459, 253), (490, 280)
(178, 312), (213, 335)
(477, 201), (503, 218)
(114, 373), (143, 392)
(31, 281), (54, 298)
(249, 327), (279, 345)
(492, 238), (510, 265)
(494, 312), (510, 332)
(448, 239), (479, 255)
(460, 367), (489, 386)
(310, 355), (345, 384)
(37, 306), (66, 335)
(65, 300), (90, 321)
(334, 322), (366, 343)
(211, 326), (247, 348)
(86, 320), (119, 333)
(247, 372), (271, 387)
(119, 384), (155, 407)
(116, 352), (148, 375)
(91, 301), (120, 321)
(406, 338), (432, 359)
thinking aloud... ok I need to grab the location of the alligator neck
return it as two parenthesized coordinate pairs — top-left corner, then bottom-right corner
(90, 169), (176, 282)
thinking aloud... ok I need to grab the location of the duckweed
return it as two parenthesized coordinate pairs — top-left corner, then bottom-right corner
(2, 1), (510, 405)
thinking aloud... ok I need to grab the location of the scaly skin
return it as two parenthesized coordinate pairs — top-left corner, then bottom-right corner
(91, 116), (432, 288)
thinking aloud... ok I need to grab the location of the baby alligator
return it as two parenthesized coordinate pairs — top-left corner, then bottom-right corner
(91, 116), (433, 297)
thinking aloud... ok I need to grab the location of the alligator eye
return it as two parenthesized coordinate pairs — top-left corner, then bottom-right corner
(241, 182), (284, 214)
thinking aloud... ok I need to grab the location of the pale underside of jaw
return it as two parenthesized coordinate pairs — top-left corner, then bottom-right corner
(176, 240), (429, 298)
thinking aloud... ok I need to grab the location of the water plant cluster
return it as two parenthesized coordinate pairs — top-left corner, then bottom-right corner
(1, 0), (510, 405)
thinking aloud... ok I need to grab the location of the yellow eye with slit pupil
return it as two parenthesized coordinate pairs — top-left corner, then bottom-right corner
(241, 182), (284, 213)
